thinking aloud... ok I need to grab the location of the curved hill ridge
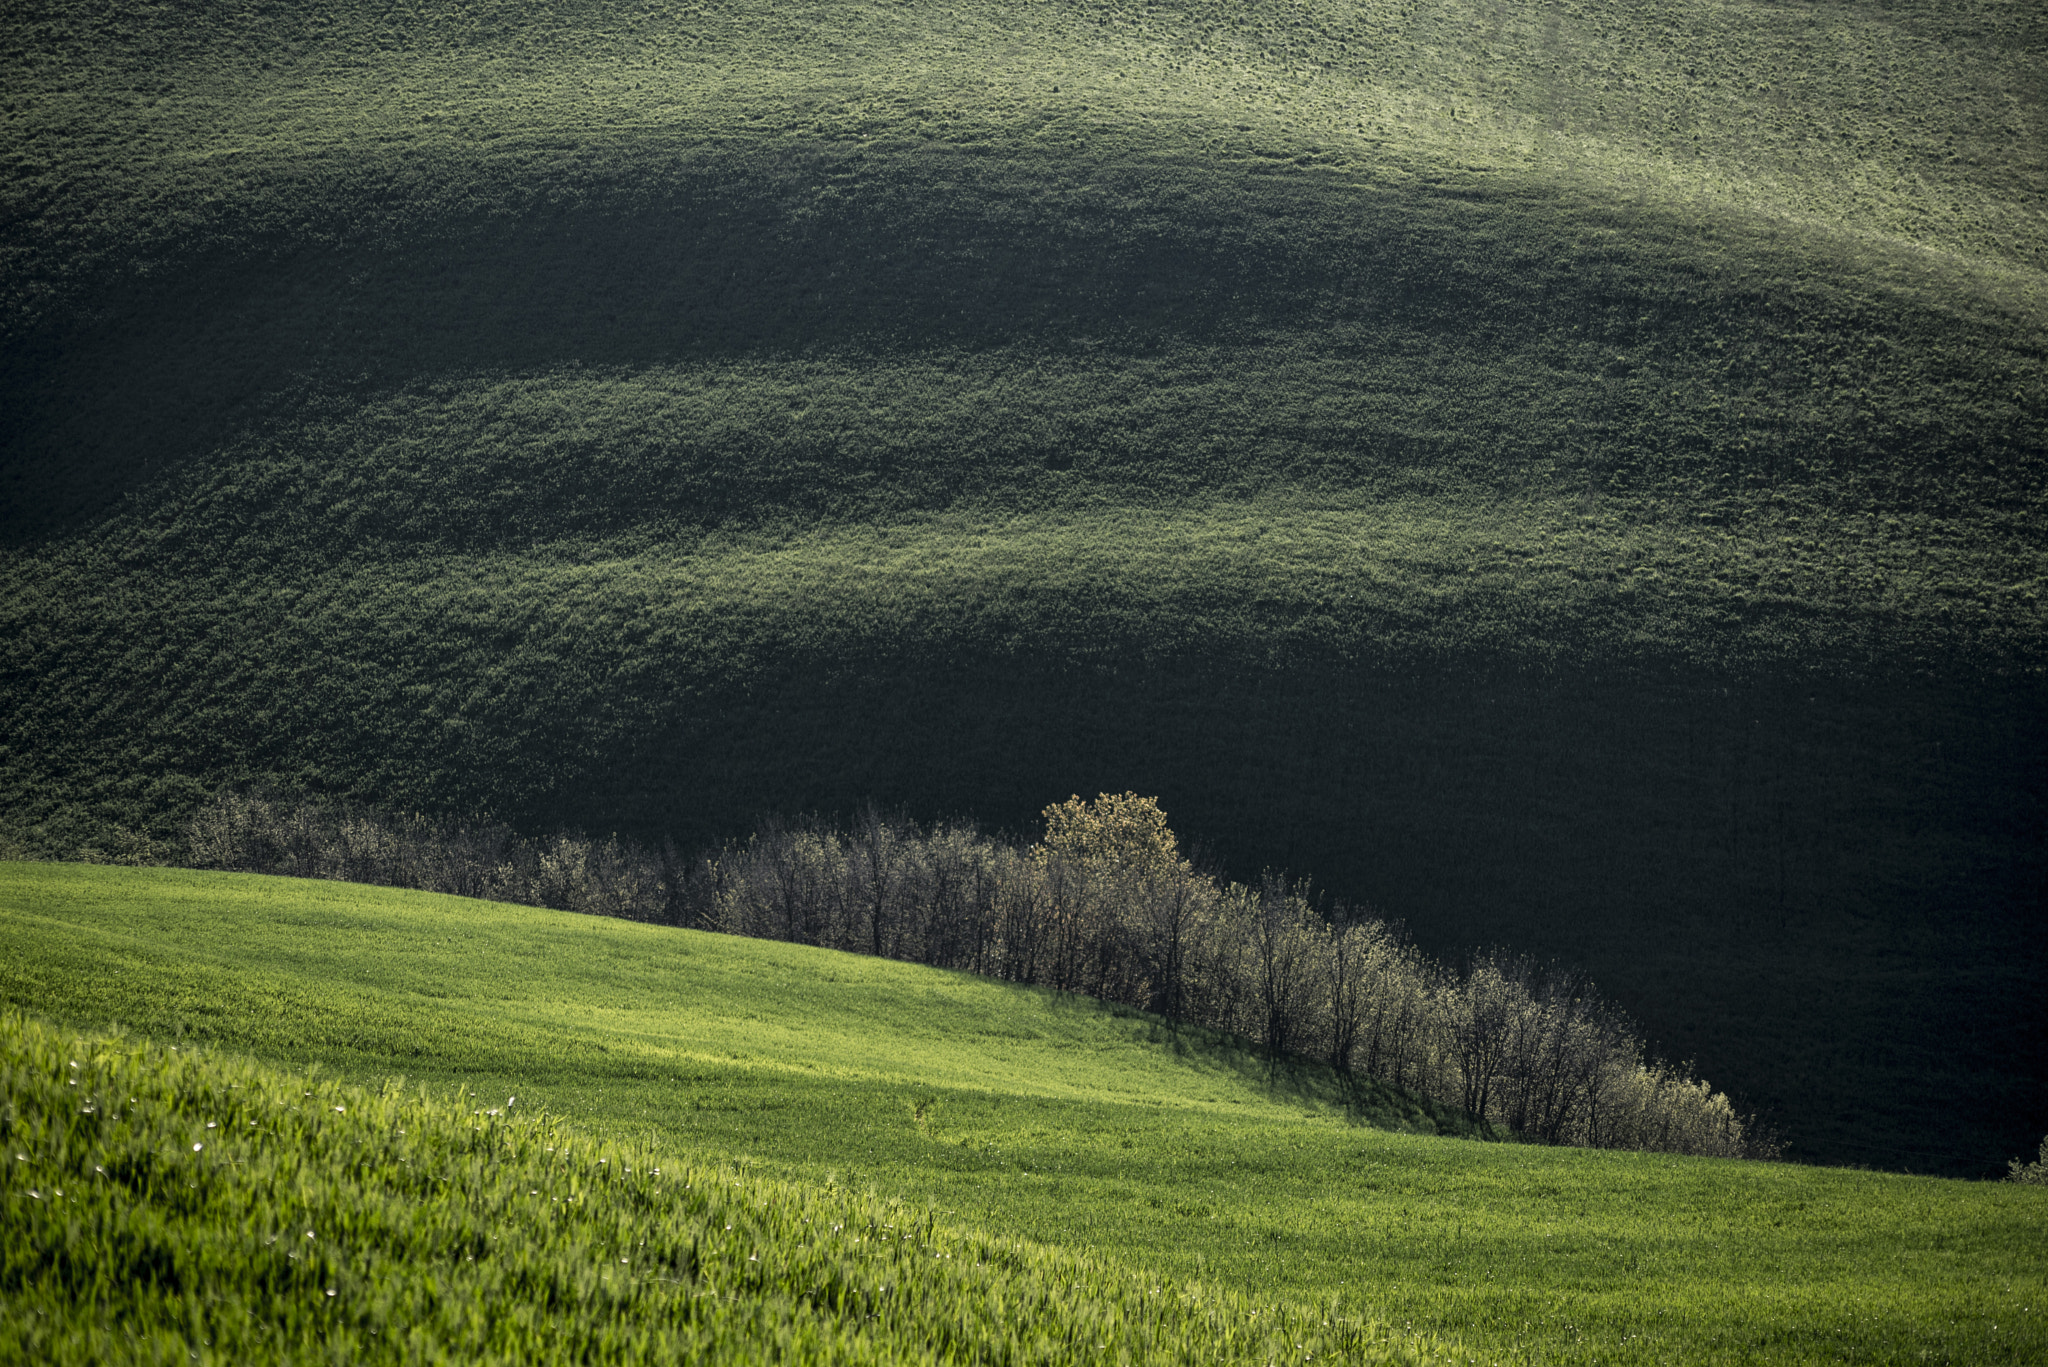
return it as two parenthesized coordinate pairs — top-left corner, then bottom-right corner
(1, 0), (2042, 1178)
(6, 0), (2042, 270)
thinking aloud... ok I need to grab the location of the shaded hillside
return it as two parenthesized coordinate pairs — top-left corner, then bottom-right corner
(2, 0), (2043, 1175)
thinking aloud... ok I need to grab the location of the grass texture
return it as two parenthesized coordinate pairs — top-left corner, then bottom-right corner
(1, 0), (2044, 1175)
(1, 1013), (1452, 1365)
(4, 861), (2045, 1365)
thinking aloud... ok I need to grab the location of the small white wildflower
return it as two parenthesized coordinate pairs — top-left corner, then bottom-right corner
(193, 1143), (203, 1152)
(333, 1107), (344, 1114)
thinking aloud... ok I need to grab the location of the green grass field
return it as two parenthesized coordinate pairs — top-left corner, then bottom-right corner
(2, 0), (2043, 1177)
(4, 862), (2044, 1364)
(4, 1014), (1452, 1367)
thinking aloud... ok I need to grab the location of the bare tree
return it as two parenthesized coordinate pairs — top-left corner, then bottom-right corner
(1247, 876), (1318, 1060)
(1448, 950), (1524, 1121)
(179, 785), (1758, 1159)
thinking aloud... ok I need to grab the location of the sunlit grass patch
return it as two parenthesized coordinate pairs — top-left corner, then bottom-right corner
(3, 864), (2045, 1366)
(0, 1011), (1451, 1365)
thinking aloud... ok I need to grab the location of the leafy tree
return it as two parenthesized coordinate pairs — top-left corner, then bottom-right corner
(1035, 792), (1189, 882)
(2010, 1135), (2048, 1185)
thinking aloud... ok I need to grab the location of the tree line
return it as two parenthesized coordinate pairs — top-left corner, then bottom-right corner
(183, 787), (1768, 1158)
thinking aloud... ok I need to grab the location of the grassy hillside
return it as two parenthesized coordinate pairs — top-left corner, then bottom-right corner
(2, 0), (2043, 1176)
(5, 862), (2046, 1366)
(3, 1014), (1448, 1366)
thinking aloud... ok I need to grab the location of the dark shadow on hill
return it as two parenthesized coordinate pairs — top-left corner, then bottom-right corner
(588, 653), (2045, 1179)
(1044, 988), (1501, 1139)
(1164, 1022), (1505, 1141)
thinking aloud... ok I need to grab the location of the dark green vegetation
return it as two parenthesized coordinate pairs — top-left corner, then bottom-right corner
(2, 1014), (1449, 1366)
(5, 864), (2046, 1365)
(2, 0), (2043, 1177)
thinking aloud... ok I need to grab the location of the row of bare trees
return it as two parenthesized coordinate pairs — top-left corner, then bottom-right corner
(183, 788), (1765, 1158)
(186, 787), (684, 922)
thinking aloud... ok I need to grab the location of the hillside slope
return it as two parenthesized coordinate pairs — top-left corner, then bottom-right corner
(3, 1012), (1449, 1366)
(4, 863), (2045, 1366)
(1, 0), (2043, 1173)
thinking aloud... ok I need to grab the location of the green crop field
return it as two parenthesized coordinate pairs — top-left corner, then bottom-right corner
(4, 862), (2045, 1364)
(3, 1019), (1450, 1366)
(2, 0), (2043, 1182)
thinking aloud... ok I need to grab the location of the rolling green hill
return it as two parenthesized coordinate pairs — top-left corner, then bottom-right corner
(3, 1015), (1450, 1367)
(2, 0), (2043, 1177)
(4, 863), (2045, 1365)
